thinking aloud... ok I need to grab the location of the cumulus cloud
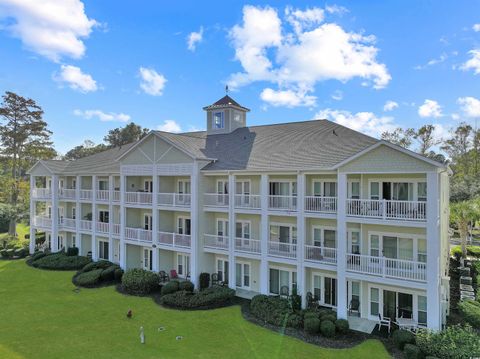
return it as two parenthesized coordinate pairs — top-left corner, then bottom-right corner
(260, 88), (316, 107)
(473, 24), (480, 32)
(418, 99), (443, 118)
(54, 65), (97, 93)
(228, 5), (390, 107)
(157, 120), (182, 133)
(331, 90), (343, 101)
(460, 49), (480, 75)
(73, 109), (130, 122)
(187, 26), (203, 51)
(139, 67), (167, 96)
(458, 96), (480, 118)
(383, 100), (398, 112)
(0, 0), (97, 62)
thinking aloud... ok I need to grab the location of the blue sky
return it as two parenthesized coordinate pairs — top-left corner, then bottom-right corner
(1, 0), (480, 154)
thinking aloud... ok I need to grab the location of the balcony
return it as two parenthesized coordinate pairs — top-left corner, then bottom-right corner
(305, 196), (337, 214)
(112, 223), (120, 236)
(125, 192), (153, 206)
(268, 241), (297, 258)
(79, 190), (93, 201)
(125, 227), (152, 242)
(95, 190), (109, 202)
(59, 189), (76, 200)
(204, 194), (229, 208)
(59, 217), (76, 230)
(95, 221), (110, 234)
(204, 234), (229, 250)
(32, 188), (51, 199)
(235, 237), (261, 254)
(268, 195), (297, 211)
(346, 253), (427, 282)
(112, 191), (120, 202)
(304, 245), (337, 264)
(346, 199), (426, 221)
(33, 216), (51, 227)
(157, 231), (191, 249)
(158, 193), (191, 208)
(234, 194), (261, 210)
(79, 220), (92, 231)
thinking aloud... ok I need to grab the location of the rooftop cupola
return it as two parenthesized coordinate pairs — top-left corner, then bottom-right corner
(203, 94), (250, 135)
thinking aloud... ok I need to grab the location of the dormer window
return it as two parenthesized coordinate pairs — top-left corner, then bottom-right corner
(214, 112), (224, 129)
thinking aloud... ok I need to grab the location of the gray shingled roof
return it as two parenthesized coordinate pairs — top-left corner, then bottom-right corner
(202, 95), (250, 112)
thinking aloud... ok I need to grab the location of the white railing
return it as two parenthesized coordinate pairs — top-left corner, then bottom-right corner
(268, 195), (297, 211)
(112, 223), (120, 236)
(235, 237), (261, 254)
(79, 190), (93, 200)
(346, 199), (426, 221)
(79, 220), (92, 231)
(59, 217), (76, 229)
(157, 231), (192, 248)
(96, 222), (110, 234)
(204, 193), (229, 207)
(268, 241), (297, 258)
(304, 245), (337, 264)
(112, 191), (120, 202)
(125, 227), (152, 242)
(32, 188), (51, 198)
(346, 253), (427, 282)
(125, 192), (153, 205)
(157, 193), (191, 207)
(96, 190), (109, 202)
(204, 234), (229, 250)
(59, 188), (76, 199)
(33, 216), (51, 227)
(305, 196), (337, 213)
(234, 194), (261, 209)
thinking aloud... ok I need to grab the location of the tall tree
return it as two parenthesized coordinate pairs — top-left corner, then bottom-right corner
(450, 200), (480, 260)
(64, 140), (107, 160)
(104, 122), (150, 147)
(381, 127), (415, 148)
(0, 91), (55, 235)
(413, 124), (441, 155)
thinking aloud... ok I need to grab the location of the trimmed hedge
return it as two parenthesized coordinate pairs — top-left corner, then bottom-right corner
(114, 268), (124, 281)
(320, 320), (335, 338)
(392, 329), (416, 350)
(458, 300), (480, 328)
(404, 344), (422, 359)
(199, 272), (210, 290)
(81, 260), (114, 273)
(66, 247), (79, 256)
(121, 268), (160, 295)
(250, 295), (292, 327)
(100, 265), (118, 281)
(31, 252), (91, 270)
(161, 280), (180, 295)
(74, 269), (103, 287)
(286, 312), (303, 329)
(304, 317), (320, 334)
(160, 286), (235, 309)
(178, 280), (194, 292)
(335, 319), (349, 334)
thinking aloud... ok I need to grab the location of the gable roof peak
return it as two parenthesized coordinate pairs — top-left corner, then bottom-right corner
(203, 95), (250, 112)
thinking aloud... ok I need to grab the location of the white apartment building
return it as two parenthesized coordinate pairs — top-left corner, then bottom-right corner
(28, 95), (450, 330)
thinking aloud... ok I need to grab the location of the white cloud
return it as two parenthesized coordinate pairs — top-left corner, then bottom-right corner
(157, 120), (182, 133)
(451, 113), (460, 120)
(228, 5), (390, 108)
(187, 26), (203, 51)
(414, 53), (448, 70)
(73, 109), (130, 122)
(260, 88), (316, 107)
(331, 90), (343, 101)
(460, 49), (480, 75)
(139, 67), (167, 96)
(0, 0), (97, 62)
(458, 96), (480, 118)
(383, 100), (398, 112)
(54, 65), (97, 93)
(418, 99), (443, 118)
(314, 108), (396, 138)
(473, 24), (480, 32)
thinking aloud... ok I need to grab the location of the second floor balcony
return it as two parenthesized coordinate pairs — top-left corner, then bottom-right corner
(32, 188), (51, 199)
(304, 245), (337, 264)
(125, 191), (153, 206)
(204, 234), (229, 250)
(268, 195), (297, 211)
(158, 193), (191, 208)
(59, 217), (76, 230)
(158, 231), (191, 249)
(346, 199), (426, 221)
(125, 227), (152, 242)
(268, 241), (297, 259)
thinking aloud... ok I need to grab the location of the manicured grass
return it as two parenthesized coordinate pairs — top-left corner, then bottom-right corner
(0, 261), (390, 359)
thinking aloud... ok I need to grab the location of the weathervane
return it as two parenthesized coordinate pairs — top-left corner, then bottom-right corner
(225, 85), (229, 95)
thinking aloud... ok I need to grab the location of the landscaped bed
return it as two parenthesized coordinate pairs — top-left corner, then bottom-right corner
(27, 250), (91, 270)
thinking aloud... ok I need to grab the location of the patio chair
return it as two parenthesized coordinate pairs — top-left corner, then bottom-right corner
(170, 269), (178, 279)
(211, 272), (219, 286)
(306, 292), (319, 309)
(378, 313), (392, 334)
(159, 270), (169, 283)
(280, 285), (289, 299)
(185, 272), (191, 281)
(348, 298), (360, 316)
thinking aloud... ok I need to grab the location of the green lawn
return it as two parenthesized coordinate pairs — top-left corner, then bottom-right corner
(0, 260), (390, 359)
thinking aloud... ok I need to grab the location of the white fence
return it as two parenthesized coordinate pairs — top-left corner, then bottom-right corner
(346, 199), (426, 221)
(305, 196), (337, 213)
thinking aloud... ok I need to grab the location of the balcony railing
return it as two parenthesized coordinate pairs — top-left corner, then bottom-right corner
(32, 188), (51, 198)
(96, 190), (109, 202)
(33, 216), (51, 227)
(79, 220), (92, 231)
(304, 245), (337, 264)
(79, 190), (93, 200)
(96, 221), (110, 234)
(268, 241), (297, 258)
(235, 237), (261, 254)
(112, 191), (120, 202)
(158, 193), (191, 207)
(157, 231), (191, 248)
(59, 188), (76, 200)
(112, 223), (120, 236)
(305, 196), (337, 214)
(268, 195), (297, 211)
(204, 234), (229, 250)
(346, 199), (426, 221)
(125, 192), (153, 205)
(204, 193), (229, 207)
(59, 217), (76, 230)
(125, 227), (152, 242)
(234, 194), (261, 209)
(346, 253), (427, 282)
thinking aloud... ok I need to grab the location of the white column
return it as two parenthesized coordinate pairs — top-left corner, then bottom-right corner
(426, 171), (441, 330)
(29, 175), (36, 254)
(108, 175), (114, 262)
(336, 172), (348, 319)
(260, 174), (269, 294)
(119, 174), (127, 269)
(190, 162), (199, 287)
(75, 176), (81, 255)
(51, 175), (59, 252)
(152, 172), (159, 272)
(91, 175), (97, 260)
(296, 172), (306, 306)
(228, 173), (236, 289)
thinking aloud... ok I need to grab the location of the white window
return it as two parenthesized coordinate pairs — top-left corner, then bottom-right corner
(349, 281), (360, 303)
(418, 238), (427, 263)
(418, 182), (427, 201)
(312, 275), (337, 307)
(418, 295), (427, 325)
(233, 111), (241, 123)
(348, 230), (361, 254)
(143, 248), (152, 271)
(349, 181), (360, 199)
(72, 207), (76, 220)
(235, 180), (251, 205)
(177, 217), (191, 235)
(269, 182), (296, 196)
(370, 235), (380, 257)
(217, 180), (228, 194)
(370, 182), (380, 200)
(72, 235), (76, 247)
(213, 112), (224, 129)
(269, 268), (296, 295)
(312, 227), (336, 248)
(235, 221), (250, 239)
(48, 206), (52, 218)
(99, 210), (109, 223)
(99, 240), (109, 260)
(323, 182), (337, 197)
(177, 180), (191, 194)
(217, 258), (229, 282)
(270, 224), (297, 244)
(144, 180), (153, 193)
(144, 214), (152, 230)
(236, 262), (250, 289)
(98, 180), (108, 191)
(177, 254), (190, 277)
(313, 181), (322, 196)
(72, 179), (77, 189)
(370, 287), (380, 316)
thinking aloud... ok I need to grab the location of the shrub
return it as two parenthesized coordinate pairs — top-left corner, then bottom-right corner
(122, 268), (160, 295)
(286, 312), (303, 329)
(451, 245), (480, 258)
(303, 311), (320, 321)
(458, 300), (480, 329)
(404, 344), (422, 359)
(32, 252), (91, 270)
(290, 286), (301, 311)
(320, 320), (335, 338)
(0, 249), (8, 258)
(304, 317), (320, 334)
(335, 319), (349, 334)
(416, 325), (480, 359)
(5, 248), (14, 258)
(161, 280), (180, 295)
(392, 329), (416, 350)
(250, 295), (292, 326)
(114, 268), (124, 281)
(199, 272), (210, 290)
(66, 247), (79, 256)
(14, 248), (27, 258)
(160, 286), (235, 309)
(31, 251), (47, 261)
(74, 269), (103, 287)
(100, 265), (118, 282)
(322, 314), (337, 323)
(178, 280), (194, 292)
(81, 260), (114, 273)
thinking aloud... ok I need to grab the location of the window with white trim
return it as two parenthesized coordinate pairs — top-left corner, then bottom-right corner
(217, 258), (228, 282)
(213, 112), (224, 129)
(323, 182), (337, 197)
(143, 248), (152, 271)
(144, 180), (153, 193)
(370, 287), (380, 316)
(418, 295), (427, 325)
(144, 214), (152, 230)
(236, 262), (250, 289)
(269, 268), (296, 295)
(98, 180), (108, 191)
(370, 235), (380, 257)
(99, 210), (109, 223)
(99, 240), (109, 260)
(349, 181), (360, 199)
(216, 219), (228, 243)
(418, 182), (427, 201)
(370, 182), (380, 200)
(177, 254), (190, 277)
(235, 221), (250, 239)
(177, 217), (191, 235)
(72, 207), (76, 220)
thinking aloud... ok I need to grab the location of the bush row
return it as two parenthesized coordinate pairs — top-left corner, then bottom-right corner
(121, 268), (160, 295)
(0, 247), (27, 259)
(160, 286), (235, 309)
(73, 260), (123, 287)
(451, 245), (480, 258)
(30, 252), (91, 270)
(458, 300), (480, 329)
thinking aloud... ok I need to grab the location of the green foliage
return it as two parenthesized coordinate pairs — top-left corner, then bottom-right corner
(335, 319), (349, 334)
(450, 200), (480, 258)
(404, 344), (422, 359)
(114, 268), (124, 281)
(199, 272), (210, 290)
(74, 269), (103, 287)
(178, 280), (194, 292)
(31, 252), (91, 270)
(160, 286), (235, 309)
(250, 295), (293, 327)
(64, 140), (108, 160)
(0, 249), (8, 258)
(121, 268), (160, 295)
(100, 265), (119, 282)
(286, 312), (303, 329)
(392, 329), (416, 350)
(161, 280), (179, 295)
(66, 247), (79, 256)
(320, 320), (335, 338)
(304, 317), (320, 334)
(81, 260), (114, 273)
(451, 245), (480, 258)
(416, 325), (480, 359)
(14, 247), (26, 258)
(322, 314), (337, 323)
(0, 203), (15, 232)
(103, 122), (149, 147)
(458, 300), (480, 328)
